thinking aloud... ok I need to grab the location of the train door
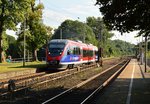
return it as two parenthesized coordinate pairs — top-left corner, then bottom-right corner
(80, 47), (83, 61)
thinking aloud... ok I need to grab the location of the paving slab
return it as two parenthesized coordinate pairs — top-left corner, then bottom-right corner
(94, 59), (150, 104)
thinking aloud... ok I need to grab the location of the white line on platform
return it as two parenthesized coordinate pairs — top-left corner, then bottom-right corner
(126, 60), (135, 104)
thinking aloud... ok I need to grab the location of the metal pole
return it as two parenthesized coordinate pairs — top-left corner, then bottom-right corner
(100, 23), (103, 66)
(83, 21), (85, 43)
(98, 22), (103, 66)
(23, 21), (26, 66)
(140, 36), (144, 65)
(125, 33), (126, 57)
(97, 32), (100, 62)
(138, 37), (140, 61)
(145, 36), (147, 72)
(27, 50), (29, 62)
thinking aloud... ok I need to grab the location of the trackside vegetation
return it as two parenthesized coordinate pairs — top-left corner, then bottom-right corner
(0, 61), (46, 73)
(0, 0), (136, 65)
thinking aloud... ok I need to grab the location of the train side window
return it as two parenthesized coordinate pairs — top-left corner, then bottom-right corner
(83, 50), (87, 57)
(69, 46), (74, 54)
(73, 47), (80, 55)
(86, 50), (93, 57)
(78, 47), (81, 55)
(67, 50), (70, 55)
(66, 46), (72, 55)
(76, 47), (80, 55)
(73, 47), (76, 55)
(89, 50), (93, 56)
(80, 48), (83, 56)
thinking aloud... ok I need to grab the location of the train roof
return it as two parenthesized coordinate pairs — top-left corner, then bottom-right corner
(49, 39), (69, 44)
(49, 39), (97, 49)
(49, 39), (82, 44)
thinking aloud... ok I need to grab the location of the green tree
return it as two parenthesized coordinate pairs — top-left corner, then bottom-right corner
(1, 32), (9, 62)
(6, 35), (22, 59)
(52, 19), (98, 45)
(0, 0), (31, 62)
(27, 23), (47, 61)
(109, 40), (135, 57)
(6, 35), (18, 58)
(96, 0), (150, 35)
(7, 35), (16, 44)
(46, 26), (53, 42)
(18, 1), (52, 61)
(86, 17), (114, 57)
(86, 17), (104, 38)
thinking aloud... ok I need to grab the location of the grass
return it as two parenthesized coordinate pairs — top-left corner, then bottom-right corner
(0, 61), (46, 73)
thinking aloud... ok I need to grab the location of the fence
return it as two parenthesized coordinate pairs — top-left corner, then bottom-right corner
(10, 57), (46, 63)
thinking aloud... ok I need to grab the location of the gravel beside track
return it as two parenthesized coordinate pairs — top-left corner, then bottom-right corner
(0, 58), (124, 104)
(42, 60), (128, 104)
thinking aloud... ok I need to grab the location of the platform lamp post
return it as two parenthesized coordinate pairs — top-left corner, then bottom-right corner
(144, 35), (148, 72)
(83, 21), (86, 43)
(97, 20), (103, 66)
(23, 20), (26, 67)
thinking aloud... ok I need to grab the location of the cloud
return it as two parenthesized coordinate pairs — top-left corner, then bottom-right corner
(43, 9), (73, 28)
(111, 31), (139, 44)
(44, 10), (72, 22)
(62, 2), (101, 17)
(42, 0), (101, 27)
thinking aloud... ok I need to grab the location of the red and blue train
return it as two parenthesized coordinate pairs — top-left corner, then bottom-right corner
(46, 39), (98, 69)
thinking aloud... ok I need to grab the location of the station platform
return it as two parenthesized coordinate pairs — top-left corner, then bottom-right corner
(95, 59), (150, 104)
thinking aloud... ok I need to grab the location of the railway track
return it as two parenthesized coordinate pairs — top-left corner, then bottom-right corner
(41, 59), (130, 104)
(0, 57), (120, 90)
(0, 57), (127, 104)
(0, 72), (46, 87)
(0, 70), (61, 94)
(81, 60), (130, 104)
(0, 63), (97, 96)
(0, 57), (120, 95)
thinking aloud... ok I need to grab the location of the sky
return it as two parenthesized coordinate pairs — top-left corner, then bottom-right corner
(7, 0), (140, 44)
(42, 0), (101, 27)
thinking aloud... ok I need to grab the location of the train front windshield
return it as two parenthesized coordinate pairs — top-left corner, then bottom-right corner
(48, 43), (65, 56)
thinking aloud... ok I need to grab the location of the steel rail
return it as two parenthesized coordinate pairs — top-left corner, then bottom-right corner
(0, 57), (118, 89)
(41, 59), (127, 104)
(0, 63), (97, 96)
(80, 59), (130, 104)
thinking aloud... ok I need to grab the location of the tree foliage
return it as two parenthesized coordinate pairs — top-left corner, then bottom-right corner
(108, 39), (135, 57)
(96, 0), (150, 35)
(86, 17), (113, 38)
(2, 32), (8, 52)
(17, 1), (52, 61)
(86, 17), (114, 56)
(6, 35), (22, 58)
(0, 0), (31, 62)
(52, 19), (98, 45)
(0, 32), (8, 62)
(46, 26), (53, 40)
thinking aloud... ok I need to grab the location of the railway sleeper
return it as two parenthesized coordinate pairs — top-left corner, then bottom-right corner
(8, 79), (16, 92)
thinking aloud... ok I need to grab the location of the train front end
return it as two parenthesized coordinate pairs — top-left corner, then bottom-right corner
(46, 39), (68, 69)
